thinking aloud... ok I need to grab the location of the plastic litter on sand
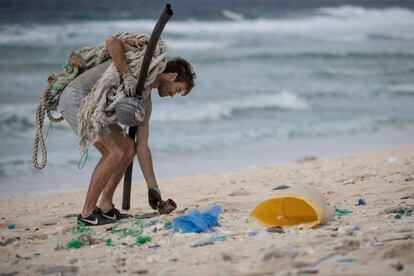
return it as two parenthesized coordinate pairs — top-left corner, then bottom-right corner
(172, 204), (222, 233)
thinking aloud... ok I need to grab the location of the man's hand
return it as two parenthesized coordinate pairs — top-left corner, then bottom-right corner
(148, 188), (162, 210)
(122, 72), (138, 97)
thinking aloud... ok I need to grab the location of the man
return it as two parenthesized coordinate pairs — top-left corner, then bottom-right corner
(58, 35), (196, 226)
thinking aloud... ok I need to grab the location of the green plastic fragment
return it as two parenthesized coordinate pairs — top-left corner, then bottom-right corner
(394, 213), (402, 219)
(164, 221), (172, 230)
(105, 238), (113, 247)
(66, 239), (83, 249)
(111, 219), (145, 238)
(335, 208), (353, 216)
(136, 235), (152, 245)
(70, 221), (95, 235)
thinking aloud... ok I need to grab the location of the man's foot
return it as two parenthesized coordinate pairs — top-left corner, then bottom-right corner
(98, 204), (132, 221)
(77, 209), (114, 226)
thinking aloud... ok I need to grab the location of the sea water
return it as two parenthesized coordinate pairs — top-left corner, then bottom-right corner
(1, 1), (414, 194)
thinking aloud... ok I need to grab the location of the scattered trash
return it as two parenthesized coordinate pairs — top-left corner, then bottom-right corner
(342, 179), (355, 185)
(111, 219), (145, 238)
(297, 268), (319, 274)
(36, 217), (58, 226)
(163, 221), (172, 230)
(32, 252), (41, 257)
(385, 205), (413, 219)
(133, 269), (149, 274)
(191, 235), (227, 247)
(0, 237), (19, 246)
(338, 258), (357, 263)
(209, 235), (226, 242)
(355, 198), (366, 206)
(38, 265), (79, 275)
(134, 212), (159, 219)
(0, 268), (18, 276)
(7, 224), (15, 230)
(65, 239), (83, 249)
(248, 231), (258, 237)
(69, 222), (95, 235)
(334, 239), (360, 251)
(380, 233), (412, 243)
(136, 235), (152, 245)
(262, 245), (299, 260)
(390, 261), (404, 271)
(272, 185), (290, 191)
(338, 225), (355, 236)
(252, 185), (331, 228)
(267, 226), (284, 234)
(105, 238), (113, 247)
(172, 204), (221, 233)
(335, 208), (353, 216)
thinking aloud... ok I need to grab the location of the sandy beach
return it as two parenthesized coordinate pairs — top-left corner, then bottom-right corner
(0, 145), (413, 275)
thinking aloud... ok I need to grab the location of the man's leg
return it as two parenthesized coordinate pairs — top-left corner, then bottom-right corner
(81, 126), (135, 218)
(98, 125), (136, 212)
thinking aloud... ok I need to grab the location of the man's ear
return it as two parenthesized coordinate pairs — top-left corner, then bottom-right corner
(166, 73), (178, 82)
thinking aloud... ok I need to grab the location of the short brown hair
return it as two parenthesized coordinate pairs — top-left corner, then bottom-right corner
(163, 57), (196, 95)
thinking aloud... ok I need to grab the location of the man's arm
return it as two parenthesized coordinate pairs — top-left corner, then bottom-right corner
(105, 36), (138, 96)
(135, 122), (159, 192)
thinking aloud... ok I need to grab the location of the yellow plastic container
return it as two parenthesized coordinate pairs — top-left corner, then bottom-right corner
(251, 185), (331, 228)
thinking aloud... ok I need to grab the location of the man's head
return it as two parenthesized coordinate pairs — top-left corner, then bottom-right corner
(156, 57), (196, 97)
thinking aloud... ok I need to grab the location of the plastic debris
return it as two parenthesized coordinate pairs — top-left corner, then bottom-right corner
(267, 226), (284, 233)
(164, 221), (172, 230)
(191, 235), (227, 247)
(7, 224), (15, 230)
(69, 222), (95, 235)
(338, 257), (357, 263)
(263, 245), (299, 260)
(136, 235), (152, 245)
(248, 231), (258, 237)
(385, 206), (414, 219)
(105, 238), (113, 247)
(65, 239), (83, 249)
(356, 198), (366, 206)
(172, 204), (222, 233)
(272, 185), (290, 191)
(391, 261), (404, 271)
(335, 208), (353, 216)
(209, 235), (226, 242)
(111, 219), (145, 238)
(38, 266), (79, 274)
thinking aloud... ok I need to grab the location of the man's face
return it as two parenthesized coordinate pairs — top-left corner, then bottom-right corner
(157, 73), (188, 97)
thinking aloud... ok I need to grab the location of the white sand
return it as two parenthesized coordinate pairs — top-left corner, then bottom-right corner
(0, 146), (413, 275)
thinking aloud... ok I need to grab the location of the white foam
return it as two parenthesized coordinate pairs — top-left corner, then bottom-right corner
(387, 84), (414, 94)
(221, 9), (244, 21)
(0, 6), (413, 47)
(151, 91), (310, 123)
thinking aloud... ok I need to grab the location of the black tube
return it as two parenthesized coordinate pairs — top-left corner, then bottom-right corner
(122, 4), (173, 210)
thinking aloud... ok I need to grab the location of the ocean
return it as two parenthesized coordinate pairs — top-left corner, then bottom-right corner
(1, 0), (414, 195)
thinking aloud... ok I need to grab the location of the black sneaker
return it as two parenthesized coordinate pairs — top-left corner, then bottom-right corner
(99, 204), (132, 221)
(77, 209), (114, 226)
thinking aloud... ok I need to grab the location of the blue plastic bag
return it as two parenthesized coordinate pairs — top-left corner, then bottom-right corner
(172, 204), (222, 233)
